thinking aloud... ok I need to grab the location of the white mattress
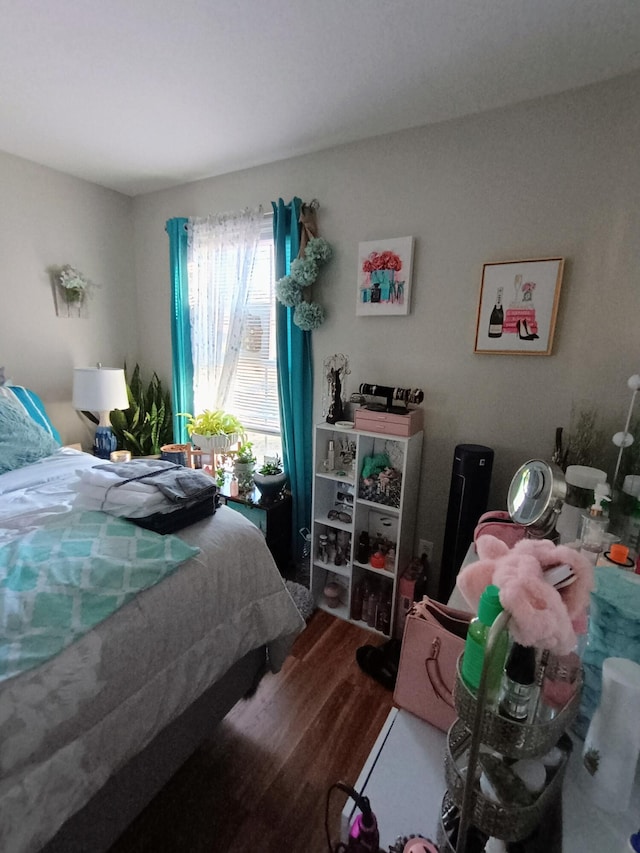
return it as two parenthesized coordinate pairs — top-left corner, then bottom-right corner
(0, 449), (305, 853)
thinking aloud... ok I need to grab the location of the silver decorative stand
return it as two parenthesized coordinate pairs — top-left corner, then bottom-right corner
(438, 612), (581, 853)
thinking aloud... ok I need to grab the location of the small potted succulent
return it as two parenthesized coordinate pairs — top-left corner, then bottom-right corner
(179, 409), (245, 452)
(253, 455), (287, 501)
(232, 441), (256, 493)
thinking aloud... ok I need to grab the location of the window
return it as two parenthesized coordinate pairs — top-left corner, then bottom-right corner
(188, 215), (281, 464)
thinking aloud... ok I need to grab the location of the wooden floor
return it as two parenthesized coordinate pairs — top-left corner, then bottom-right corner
(110, 609), (394, 853)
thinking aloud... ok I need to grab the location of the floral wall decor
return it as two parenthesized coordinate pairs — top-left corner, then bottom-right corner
(48, 264), (94, 318)
(356, 236), (414, 316)
(275, 202), (333, 331)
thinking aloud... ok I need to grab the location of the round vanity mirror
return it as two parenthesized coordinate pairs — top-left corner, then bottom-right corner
(507, 459), (567, 537)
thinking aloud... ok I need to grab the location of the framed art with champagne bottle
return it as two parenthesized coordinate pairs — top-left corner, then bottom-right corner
(474, 257), (564, 355)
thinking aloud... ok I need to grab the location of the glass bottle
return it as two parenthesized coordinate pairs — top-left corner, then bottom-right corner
(376, 593), (391, 634)
(367, 590), (378, 628)
(351, 579), (363, 621)
(327, 531), (337, 563)
(365, 578), (379, 628)
(499, 642), (536, 722)
(537, 650), (581, 723)
(318, 533), (328, 564)
(361, 577), (371, 622)
(326, 440), (335, 471)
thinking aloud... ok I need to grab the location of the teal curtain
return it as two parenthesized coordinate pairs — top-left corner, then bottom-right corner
(272, 197), (313, 560)
(166, 217), (193, 443)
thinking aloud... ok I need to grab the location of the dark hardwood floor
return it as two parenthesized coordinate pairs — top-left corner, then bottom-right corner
(110, 609), (394, 853)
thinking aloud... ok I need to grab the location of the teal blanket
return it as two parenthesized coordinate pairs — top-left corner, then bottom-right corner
(0, 510), (200, 682)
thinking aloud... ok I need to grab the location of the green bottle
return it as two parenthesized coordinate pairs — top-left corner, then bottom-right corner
(461, 584), (508, 706)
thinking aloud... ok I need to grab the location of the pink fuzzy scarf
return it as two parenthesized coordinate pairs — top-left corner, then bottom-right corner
(457, 535), (594, 654)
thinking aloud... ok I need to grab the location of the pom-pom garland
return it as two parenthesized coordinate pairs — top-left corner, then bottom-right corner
(275, 275), (302, 307)
(275, 236), (332, 330)
(305, 237), (333, 264)
(289, 257), (318, 286)
(294, 301), (325, 331)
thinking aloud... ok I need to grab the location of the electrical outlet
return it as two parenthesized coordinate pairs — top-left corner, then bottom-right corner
(419, 539), (434, 562)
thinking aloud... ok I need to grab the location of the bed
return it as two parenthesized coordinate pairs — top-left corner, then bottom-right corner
(0, 387), (305, 853)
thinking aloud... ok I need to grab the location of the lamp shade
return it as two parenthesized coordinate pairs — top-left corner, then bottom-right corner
(72, 367), (129, 413)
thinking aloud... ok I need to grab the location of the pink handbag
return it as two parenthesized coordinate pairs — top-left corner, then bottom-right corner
(393, 597), (472, 732)
(473, 510), (527, 549)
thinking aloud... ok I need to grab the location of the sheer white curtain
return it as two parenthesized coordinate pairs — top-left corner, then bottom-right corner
(187, 207), (264, 414)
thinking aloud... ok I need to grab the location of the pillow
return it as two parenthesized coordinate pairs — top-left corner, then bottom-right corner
(0, 398), (60, 474)
(0, 385), (61, 443)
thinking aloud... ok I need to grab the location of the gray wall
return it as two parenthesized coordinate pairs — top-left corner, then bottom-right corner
(132, 71), (640, 593)
(0, 151), (137, 445)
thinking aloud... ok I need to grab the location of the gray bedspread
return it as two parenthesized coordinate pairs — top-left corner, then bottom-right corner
(0, 449), (305, 853)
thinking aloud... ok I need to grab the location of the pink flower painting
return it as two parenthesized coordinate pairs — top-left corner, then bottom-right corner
(356, 237), (414, 316)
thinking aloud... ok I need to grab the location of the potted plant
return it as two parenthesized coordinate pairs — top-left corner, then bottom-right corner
(179, 409), (246, 452)
(232, 441), (256, 493)
(110, 364), (173, 457)
(253, 455), (287, 501)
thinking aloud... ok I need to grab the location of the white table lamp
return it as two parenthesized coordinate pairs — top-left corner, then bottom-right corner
(73, 365), (129, 458)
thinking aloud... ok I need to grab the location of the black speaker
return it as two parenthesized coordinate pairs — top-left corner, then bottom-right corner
(438, 443), (494, 603)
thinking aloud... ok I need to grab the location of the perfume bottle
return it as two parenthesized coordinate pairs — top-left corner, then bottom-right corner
(326, 440), (335, 471)
(499, 642), (537, 722)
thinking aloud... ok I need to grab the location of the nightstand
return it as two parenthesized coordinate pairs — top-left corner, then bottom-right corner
(218, 480), (292, 574)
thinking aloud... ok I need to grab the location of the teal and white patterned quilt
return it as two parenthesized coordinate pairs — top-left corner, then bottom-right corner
(0, 509), (199, 682)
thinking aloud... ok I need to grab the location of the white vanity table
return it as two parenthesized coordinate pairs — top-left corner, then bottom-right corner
(340, 707), (446, 849)
(342, 455), (640, 852)
(342, 706), (640, 851)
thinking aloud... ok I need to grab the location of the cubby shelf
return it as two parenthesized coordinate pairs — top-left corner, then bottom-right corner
(310, 422), (423, 638)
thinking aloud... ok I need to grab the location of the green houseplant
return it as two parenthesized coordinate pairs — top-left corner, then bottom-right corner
(109, 364), (173, 456)
(234, 441), (256, 465)
(232, 441), (256, 492)
(258, 456), (283, 475)
(254, 455), (287, 500)
(179, 409), (245, 451)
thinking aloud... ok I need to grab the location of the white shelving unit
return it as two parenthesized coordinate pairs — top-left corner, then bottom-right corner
(310, 422), (423, 637)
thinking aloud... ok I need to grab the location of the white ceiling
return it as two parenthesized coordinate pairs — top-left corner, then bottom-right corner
(2, 0), (640, 197)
